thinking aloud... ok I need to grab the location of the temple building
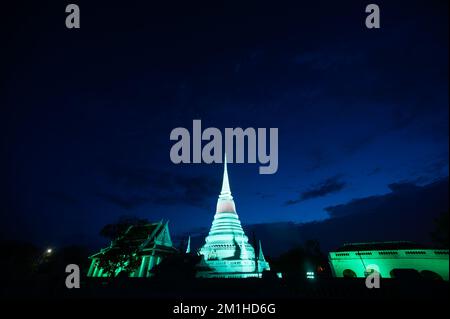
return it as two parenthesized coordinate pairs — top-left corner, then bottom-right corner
(196, 155), (271, 278)
(87, 221), (177, 277)
(329, 241), (449, 280)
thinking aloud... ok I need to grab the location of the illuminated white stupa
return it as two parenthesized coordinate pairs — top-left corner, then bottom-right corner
(197, 155), (270, 278)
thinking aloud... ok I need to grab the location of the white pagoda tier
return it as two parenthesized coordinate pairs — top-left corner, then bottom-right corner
(197, 155), (270, 278)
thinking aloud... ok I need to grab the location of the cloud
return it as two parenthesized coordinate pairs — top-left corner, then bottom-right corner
(150, 174), (218, 208)
(423, 155), (449, 178)
(301, 176), (347, 200)
(387, 182), (420, 193)
(96, 193), (150, 210)
(324, 177), (448, 219)
(104, 166), (154, 189)
(304, 177), (450, 251)
(284, 199), (298, 206)
(98, 166), (219, 209)
(285, 175), (347, 205)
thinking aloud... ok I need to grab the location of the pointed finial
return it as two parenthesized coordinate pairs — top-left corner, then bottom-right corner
(258, 240), (266, 262)
(186, 235), (191, 254)
(220, 152), (231, 197)
(224, 152), (228, 177)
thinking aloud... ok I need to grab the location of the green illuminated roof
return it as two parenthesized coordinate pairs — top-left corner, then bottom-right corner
(336, 241), (424, 251)
(89, 220), (177, 259)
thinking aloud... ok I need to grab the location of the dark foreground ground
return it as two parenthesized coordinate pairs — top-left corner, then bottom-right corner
(1, 277), (448, 317)
(2, 276), (448, 299)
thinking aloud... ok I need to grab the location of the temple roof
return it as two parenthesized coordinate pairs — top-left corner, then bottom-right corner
(90, 221), (177, 258)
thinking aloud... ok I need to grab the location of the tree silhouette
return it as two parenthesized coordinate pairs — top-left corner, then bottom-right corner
(431, 211), (449, 248)
(96, 216), (150, 277)
(95, 242), (141, 277)
(99, 215), (149, 240)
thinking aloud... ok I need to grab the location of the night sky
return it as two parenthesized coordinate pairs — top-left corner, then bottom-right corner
(1, 1), (448, 250)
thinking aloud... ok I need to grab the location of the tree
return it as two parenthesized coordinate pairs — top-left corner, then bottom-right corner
(431, 211), (449, 248)
(95, 243), (141, 277)
(99, 215), (149, 240)
(304, 239), (322, 256)
(96, 216), (150, 277)
(152, 254), (202, 280)
(0, 240), (39, 279)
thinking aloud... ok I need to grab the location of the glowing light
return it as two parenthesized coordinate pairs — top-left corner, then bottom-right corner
(46, 248), (53, 254)
(306, 271), (315, 279)
(197, 156), (271, 278)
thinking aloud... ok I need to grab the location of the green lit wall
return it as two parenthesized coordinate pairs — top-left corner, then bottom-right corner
(87, 254), (163, 278)
(329, 249), (449, 280)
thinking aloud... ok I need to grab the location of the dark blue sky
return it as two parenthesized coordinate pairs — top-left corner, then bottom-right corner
(1, 1), (448, 249)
